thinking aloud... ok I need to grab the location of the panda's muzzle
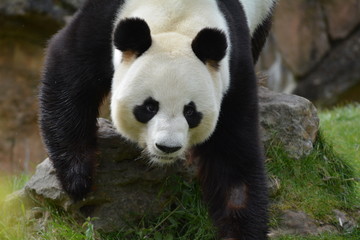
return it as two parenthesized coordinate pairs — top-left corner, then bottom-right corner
(155, 144), (182, 154)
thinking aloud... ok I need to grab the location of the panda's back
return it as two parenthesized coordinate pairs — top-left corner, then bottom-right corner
(116, 0), (228, 40)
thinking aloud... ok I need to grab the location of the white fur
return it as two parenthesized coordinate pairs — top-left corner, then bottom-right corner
(110, 0), (275, 164)
(111, 33), (220, 164)
(239, 0), (276, 35)
(113, 0), (230, 93)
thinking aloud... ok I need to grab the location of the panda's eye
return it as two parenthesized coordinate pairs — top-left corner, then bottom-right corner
(133, 97), (159, 123)
(183, 102), (203, 128)
(184, 105), (195, 117)
(146, 102), (158, 113)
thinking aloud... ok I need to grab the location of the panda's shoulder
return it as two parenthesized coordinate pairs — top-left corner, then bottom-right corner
(219, 0), (276, 35)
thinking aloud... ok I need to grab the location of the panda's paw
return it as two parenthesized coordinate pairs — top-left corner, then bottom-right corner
(55, 161), (94, 201)
(63, 174), (93, 201)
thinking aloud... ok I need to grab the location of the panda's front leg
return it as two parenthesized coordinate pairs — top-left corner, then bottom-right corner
(39, 0), (120, 201)
(194, 100), (269, 239)
(39, 40), (111, 200)
(196, 150), (269, 239)
(217, 176), (269, 240)
(40, 67), (105, 201)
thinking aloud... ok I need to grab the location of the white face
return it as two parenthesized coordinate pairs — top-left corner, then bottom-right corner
(111, 33), (223, 165)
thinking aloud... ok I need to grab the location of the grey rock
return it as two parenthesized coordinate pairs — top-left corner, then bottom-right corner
(24, 118), (193, 232)
(0, 0), (28, 15)
(333, 209), (358, 231)
(0, 0), (81, 21)
(281, 210), (319, 235)
(62, 0), (84, 8)
(259, 86), (319, 159)
(270, 210), (339, 238)
(317, 224), (338, 234)
(24, 159), (70, 208)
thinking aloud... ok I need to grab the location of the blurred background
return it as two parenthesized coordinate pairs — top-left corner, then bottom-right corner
(0, 0), (359, 174)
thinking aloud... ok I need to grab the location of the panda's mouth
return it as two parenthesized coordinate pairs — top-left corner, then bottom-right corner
(148, 154), (180, 165)
(151, 154), (176, 161)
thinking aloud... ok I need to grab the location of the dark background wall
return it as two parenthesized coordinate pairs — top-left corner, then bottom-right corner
(258, 0), (360, 106)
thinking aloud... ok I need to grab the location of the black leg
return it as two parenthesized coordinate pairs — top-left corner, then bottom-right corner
(195, 102), (269, 239)
(39, 0), (123, 200)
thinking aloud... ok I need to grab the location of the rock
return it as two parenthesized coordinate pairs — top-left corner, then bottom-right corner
(256, 36), (297, 94)
(0, 0), (81, 21)
(323, 0), (360, 40)
(317, 224), (338, 235)
(25, 159), (70, 208)
(294, 27), (360, 106)
(259, 87), (319, 159)
(272, 0), (330, 77)
(258, 1), (360, 105)
(23, 118), (193, 232)
(333, 209), (358, 231)
(280, 210), (319, 235)
(0, 0), (28, 15)
(270, 210), (338, 238)
(62, 0), (84, 8)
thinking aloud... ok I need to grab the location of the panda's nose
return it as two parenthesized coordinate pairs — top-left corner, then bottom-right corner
(155, 144), (182, 154)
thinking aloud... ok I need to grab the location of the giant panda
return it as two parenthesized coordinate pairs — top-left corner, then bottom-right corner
(39, 0), (276, 239)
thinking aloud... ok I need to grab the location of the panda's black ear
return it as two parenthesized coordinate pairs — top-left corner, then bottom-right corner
(114, 18), (152, 56)
(191, 28), (227, 68)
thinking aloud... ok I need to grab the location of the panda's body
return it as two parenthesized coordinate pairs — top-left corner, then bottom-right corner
(40, 0), (276, 239)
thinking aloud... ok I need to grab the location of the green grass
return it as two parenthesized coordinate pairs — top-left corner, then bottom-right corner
(319, 104), (360, 177)
(33, 210), (99, 240)
(0, 104), (359, 240)
(266, 132), (357, 222)
(100, 178), (215, 240)
(320, 104), (360, 211)
(0, 174), (30, 240)
(0, 177), (98, 240)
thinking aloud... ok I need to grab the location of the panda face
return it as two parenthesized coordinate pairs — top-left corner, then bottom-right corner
(111, 19), (227, 164)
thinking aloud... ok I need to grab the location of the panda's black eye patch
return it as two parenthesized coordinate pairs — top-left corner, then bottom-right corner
(184, 102), (202, 128)
(133, 97), (159, 123)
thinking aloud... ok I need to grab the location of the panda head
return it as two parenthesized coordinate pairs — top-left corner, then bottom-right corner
(111, 18), (227, 165)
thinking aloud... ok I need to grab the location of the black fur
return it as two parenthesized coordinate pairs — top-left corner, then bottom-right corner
(40, 0), (274, 238)
(192, 28), (228, 65)
(133, 97), (159, 123)
(114, 18), (152, 56)
(39, 0), (124, 200)
(183, 102), (203, 129)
